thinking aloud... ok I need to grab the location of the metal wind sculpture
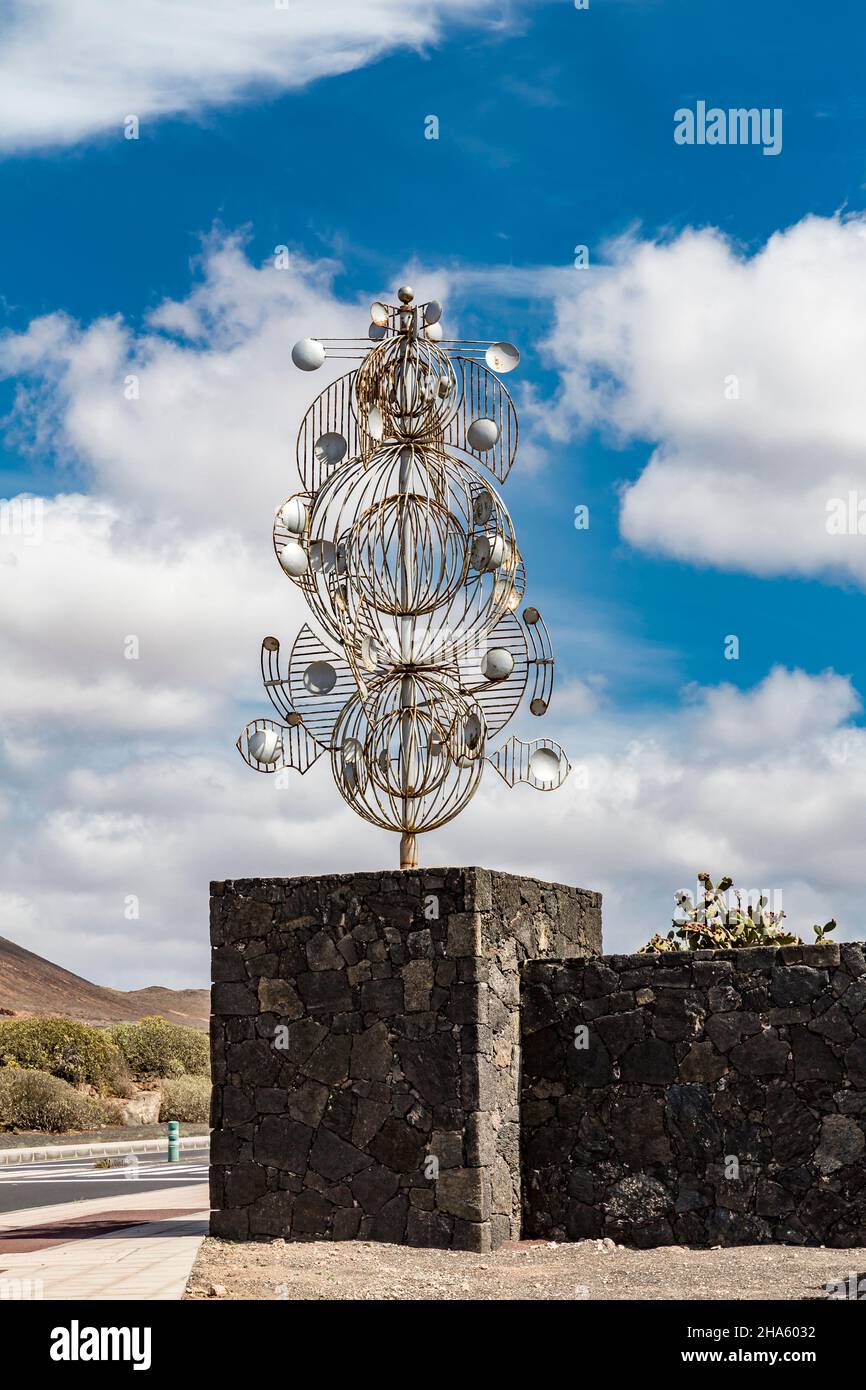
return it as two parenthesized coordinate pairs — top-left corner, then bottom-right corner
(237, 287), (570, 869)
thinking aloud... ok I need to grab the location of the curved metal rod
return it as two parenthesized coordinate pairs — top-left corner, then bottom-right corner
(522, 606), (555, 715)
(236, 717), (325, 776)
(486, 735), (570, 790)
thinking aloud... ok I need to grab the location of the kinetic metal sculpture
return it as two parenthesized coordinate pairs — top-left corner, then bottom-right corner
(237, 287), (570, 868)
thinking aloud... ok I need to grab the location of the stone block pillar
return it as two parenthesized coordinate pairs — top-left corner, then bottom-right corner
(209, 867), (600, 1251)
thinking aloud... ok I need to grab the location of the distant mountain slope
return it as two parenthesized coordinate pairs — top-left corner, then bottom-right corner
(0, 935), (209, 1030)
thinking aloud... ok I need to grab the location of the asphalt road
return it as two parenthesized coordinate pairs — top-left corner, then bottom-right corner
(0, 1149), (209, 1214)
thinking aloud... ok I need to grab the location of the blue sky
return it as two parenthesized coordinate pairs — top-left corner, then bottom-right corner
(3, 0), (865, 708)
(3, 0), (866, 984)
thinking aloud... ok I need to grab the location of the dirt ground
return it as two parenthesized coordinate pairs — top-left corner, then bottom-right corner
(0, 1122), (210, 1149)
(185, 1236), (866, 1301)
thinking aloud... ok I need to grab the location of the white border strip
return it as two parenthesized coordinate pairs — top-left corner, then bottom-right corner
(0, 1134), (209, 1165)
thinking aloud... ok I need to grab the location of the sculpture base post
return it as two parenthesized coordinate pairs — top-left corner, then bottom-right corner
(209, 867), (601, 1251)
(399, 832), (418, 869)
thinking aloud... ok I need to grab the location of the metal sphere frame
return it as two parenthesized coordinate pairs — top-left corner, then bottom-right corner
(237, 289), (571, 869)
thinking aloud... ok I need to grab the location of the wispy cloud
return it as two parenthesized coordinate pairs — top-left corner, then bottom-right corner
(0, 0), (522, 152)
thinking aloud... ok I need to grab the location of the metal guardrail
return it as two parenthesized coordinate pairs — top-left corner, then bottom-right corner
(0, 1134), (209, 1166)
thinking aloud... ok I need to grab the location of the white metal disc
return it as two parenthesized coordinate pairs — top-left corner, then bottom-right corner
(361, 636), (380, 672)
(249, 728), (281, 765)
(309, 539), (337, 573)
(304, 661), (337, 694)
(470, 533), (506, 573)
(530, 747), (560, 785)
(481, 647), (515, 682)
(278, 540), (309, 576)
(291, 338), (326, 371)
(485, 341), (520, 374)
(280, 497), (308, 534)
(314, 432), (347, 470)
(467, 417), (500, 452)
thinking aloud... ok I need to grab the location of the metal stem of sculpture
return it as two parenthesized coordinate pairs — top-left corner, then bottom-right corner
(397, 433), (415, 868)
(237, 287), (571, 869)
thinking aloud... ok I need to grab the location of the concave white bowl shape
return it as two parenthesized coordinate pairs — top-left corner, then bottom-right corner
(471, 533), (506, 572)
(314, 433), (347, 470)
(310, 539), (337, 574)
(292, 338), (326, 371)
(279, 540), (309, 576)
(464, 711), (483, 748)
(467, 417), (500, 452)
(367, 405), (384, 441)
(481, 647), (514, 682)
(280, 497), (308, 534)
(485, 341), (520, 374)
(529, 747), (561, 786)
(342, 736), (364, 765)
(304, 661), (337, 694)
(249, 728), (282, 765)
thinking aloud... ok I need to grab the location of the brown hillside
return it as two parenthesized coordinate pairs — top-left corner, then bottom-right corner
(0, 935), (209, 1030)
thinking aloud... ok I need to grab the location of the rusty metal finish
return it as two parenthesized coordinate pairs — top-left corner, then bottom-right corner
(238, 290), (571, 867)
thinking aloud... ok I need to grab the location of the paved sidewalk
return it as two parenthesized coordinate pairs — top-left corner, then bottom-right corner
(0, 1181), (209, 1300)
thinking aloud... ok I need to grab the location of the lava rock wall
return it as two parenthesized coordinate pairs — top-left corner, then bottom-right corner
(210, 868), (601, 1251)
(521, 943), (866, 1247)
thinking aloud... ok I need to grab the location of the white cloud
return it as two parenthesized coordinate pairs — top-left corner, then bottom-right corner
(2, 236), (866, 990)
(0, 492), (294, 741)
(0, 0), (513, 151)
(0, 238), (368, 534)
(534, 214), (866, 586)
(439, 664), (866, 952)
(692, 666), (859, 754)
(0, 238), (454, 985)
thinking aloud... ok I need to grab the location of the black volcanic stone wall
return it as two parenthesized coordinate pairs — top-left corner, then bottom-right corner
(521, 942), (866, 1248)
(210, 868), (601, 1251)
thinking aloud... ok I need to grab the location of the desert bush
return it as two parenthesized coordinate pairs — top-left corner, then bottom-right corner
(0, 1016), (133, 1095)
(0, 1068), (111, 1132)
(109, 1015), (209, 1081)
(159, 1074), (211, 1124)
(102, 1050), (136, 1099)
(95, 1095), (128, 1123)
(640, 873), (837, 953)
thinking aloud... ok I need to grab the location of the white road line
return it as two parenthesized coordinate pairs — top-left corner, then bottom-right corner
(0, 1166), (209, 1184)
(0, 1156), (208, 1174)
(0, 1165), (208, 1177)
(0, 1178), (208, 1186)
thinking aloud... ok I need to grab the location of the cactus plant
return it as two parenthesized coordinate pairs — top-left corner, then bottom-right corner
(639, 873), (837, 953)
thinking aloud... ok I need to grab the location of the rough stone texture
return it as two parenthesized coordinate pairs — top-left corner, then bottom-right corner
(521, 943), (866, 1248)
(210, 868), (601, 1251)
(118, 1090), (161, 1126)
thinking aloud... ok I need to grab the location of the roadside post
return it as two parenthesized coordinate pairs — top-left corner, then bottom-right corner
(167, 1120), (180, 1163)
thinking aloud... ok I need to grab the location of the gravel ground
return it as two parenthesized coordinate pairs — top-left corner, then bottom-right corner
(185, 1237), (866, 1301)
(0, 1123), (210, 1149)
